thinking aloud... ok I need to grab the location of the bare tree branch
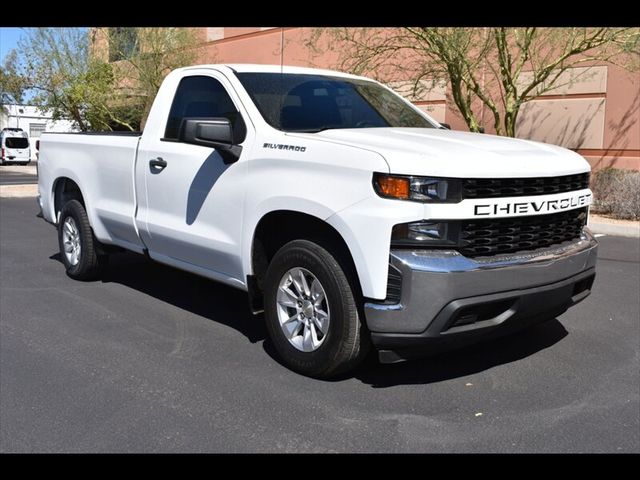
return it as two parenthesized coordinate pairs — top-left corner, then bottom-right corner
(309, 27), (639, 137)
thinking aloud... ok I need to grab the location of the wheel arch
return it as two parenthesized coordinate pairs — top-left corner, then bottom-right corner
(52, 176), (87, 224)
(248, 210), (363, 312)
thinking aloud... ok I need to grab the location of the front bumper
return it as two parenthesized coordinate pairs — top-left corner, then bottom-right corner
(365, 229), (598, 362)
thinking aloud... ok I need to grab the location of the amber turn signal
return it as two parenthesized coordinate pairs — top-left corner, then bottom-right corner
(374, 175), (410, 199)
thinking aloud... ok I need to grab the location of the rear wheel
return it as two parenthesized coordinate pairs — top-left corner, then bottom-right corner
(264, 239), (369, 378)
(57, 199), (106, 280)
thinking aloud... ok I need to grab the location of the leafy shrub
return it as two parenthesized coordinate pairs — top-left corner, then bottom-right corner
(590, 168), (640, 220)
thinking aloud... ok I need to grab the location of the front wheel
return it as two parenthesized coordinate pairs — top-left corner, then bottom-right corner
(264, 239), (370, 378)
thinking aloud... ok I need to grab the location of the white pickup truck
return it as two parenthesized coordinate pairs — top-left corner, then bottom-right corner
(37, 64), (598, 377)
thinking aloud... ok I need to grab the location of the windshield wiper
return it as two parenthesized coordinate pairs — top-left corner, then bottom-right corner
(286, 127), (337, 133)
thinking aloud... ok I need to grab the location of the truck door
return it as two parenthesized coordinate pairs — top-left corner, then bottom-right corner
(135, 72), (251, 284)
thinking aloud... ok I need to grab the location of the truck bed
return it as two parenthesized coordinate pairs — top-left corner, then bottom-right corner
(38, 132), (145, 252)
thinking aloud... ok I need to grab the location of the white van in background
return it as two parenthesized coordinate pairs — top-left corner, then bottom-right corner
(1, 128), (31, 165)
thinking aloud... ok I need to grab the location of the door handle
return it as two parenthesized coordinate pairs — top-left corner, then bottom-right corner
(149, 157), (167, 170)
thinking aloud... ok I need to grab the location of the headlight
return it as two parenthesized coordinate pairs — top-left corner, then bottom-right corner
(391, 221), (460, 247)
(373, 173), (462, 203)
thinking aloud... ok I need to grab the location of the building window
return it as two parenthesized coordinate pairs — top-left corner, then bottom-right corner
(109, 28), (139, 62)
(206, 28), (225, 42)
(29, 123), (46, 138)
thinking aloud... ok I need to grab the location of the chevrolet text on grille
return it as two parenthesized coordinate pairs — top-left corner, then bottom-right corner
(473, 193), (592, 216)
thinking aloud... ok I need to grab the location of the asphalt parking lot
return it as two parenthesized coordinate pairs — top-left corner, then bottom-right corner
(0, 196), (638, 453)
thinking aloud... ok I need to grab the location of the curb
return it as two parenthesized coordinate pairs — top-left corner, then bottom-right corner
(588, 221), (640, 238)
(0, 184), (38, 198)
(0, 165), (38, 175)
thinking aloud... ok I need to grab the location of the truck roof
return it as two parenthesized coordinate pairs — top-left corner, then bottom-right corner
(179, 64), (372, 82)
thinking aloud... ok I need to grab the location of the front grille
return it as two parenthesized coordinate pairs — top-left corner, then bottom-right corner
(463, 173), (589, 199)
(459, 208), (587, 257)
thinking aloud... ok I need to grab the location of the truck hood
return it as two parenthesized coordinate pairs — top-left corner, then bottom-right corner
(311, 128), (590, 177)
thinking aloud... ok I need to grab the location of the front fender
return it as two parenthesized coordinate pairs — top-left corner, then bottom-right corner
(326, 196), (424, 300)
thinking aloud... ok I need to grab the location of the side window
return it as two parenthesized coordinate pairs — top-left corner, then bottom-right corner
(164, 75), (246, 143)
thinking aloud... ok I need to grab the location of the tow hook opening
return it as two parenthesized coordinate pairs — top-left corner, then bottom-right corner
(445, 299), (517, 332)
(571, 274), (595, 303)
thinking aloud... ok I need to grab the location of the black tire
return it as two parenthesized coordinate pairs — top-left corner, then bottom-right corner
(57, 199), (104, 280)
(264, 239), (370, 378)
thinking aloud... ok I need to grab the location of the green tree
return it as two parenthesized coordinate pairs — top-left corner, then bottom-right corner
(11, 27), (200, 131)
(107, 27), (201, 128)
(15, 28), (136, 131)
(0, 50), (28, 105)
(309, 28), (639, 137)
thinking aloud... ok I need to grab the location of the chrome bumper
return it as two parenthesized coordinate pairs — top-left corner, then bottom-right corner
(365, 229), (598, 336)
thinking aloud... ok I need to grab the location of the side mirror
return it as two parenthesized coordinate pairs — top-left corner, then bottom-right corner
(439, 123), (451, 130)
(179, 117), (242, 163)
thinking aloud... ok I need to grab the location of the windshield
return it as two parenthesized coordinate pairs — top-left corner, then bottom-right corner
(4, 137), (29, 149)
(236, 72), (436, 133)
